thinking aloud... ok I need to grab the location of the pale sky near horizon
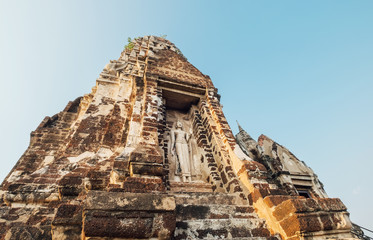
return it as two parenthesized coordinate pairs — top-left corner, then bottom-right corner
(0, 0), (372, 234)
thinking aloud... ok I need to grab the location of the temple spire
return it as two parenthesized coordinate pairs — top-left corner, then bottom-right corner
(236, 120), (244, 132)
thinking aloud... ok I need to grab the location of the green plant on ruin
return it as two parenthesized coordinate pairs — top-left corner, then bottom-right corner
(123, 35), (187, 61)
(124, 37), (134, 51)
(124, 37), (140, 51)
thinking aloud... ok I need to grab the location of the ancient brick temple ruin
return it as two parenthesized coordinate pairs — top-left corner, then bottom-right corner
(0, 36), (361, 239)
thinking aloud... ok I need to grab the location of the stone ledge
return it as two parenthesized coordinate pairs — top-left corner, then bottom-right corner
(85, 191), (175, 211)
(273, 198), (347, 221)
(169, 181), (213, 193)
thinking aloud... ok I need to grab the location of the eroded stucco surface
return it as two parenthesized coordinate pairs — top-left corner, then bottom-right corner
(0, 36), (357, 240)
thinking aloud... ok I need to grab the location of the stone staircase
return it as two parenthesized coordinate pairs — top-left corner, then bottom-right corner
(173, 192), (281, 239)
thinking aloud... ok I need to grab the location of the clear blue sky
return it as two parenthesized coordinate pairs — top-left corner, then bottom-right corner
(1, 0), (372, 232)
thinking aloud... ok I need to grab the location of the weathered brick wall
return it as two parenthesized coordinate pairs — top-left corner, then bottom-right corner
(0, 36), (357, 240)
(234, 128), (357, 239)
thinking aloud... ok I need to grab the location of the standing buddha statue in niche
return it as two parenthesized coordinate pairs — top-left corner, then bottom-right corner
(171, 121), (192, 182)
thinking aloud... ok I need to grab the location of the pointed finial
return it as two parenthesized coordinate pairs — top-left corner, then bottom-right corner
(236, 120), (244, 132)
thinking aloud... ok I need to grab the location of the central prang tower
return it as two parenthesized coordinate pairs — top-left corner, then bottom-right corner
(0, 36), (357, 240)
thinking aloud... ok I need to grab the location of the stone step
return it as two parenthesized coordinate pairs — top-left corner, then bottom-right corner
(173, 192), (248, 206)
(176, 204), (256, 221)
(170, 181), (213, 193)
(174, 219), (272, 239)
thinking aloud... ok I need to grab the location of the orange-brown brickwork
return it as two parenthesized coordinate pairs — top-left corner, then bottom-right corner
(0, 36), (359, 240)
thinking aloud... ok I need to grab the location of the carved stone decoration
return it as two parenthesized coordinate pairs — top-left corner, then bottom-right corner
(103, 60), (127, 76)
(258, 135), (312, 175)
(171, 121), (192, 182)
(166, 109), (204, 183)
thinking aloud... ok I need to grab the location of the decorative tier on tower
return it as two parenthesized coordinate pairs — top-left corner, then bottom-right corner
(0, 36), (359, 240)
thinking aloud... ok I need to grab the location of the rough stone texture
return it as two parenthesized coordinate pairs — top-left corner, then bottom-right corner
(236, 126), (358, 239)
(0, 36), (358, 239)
